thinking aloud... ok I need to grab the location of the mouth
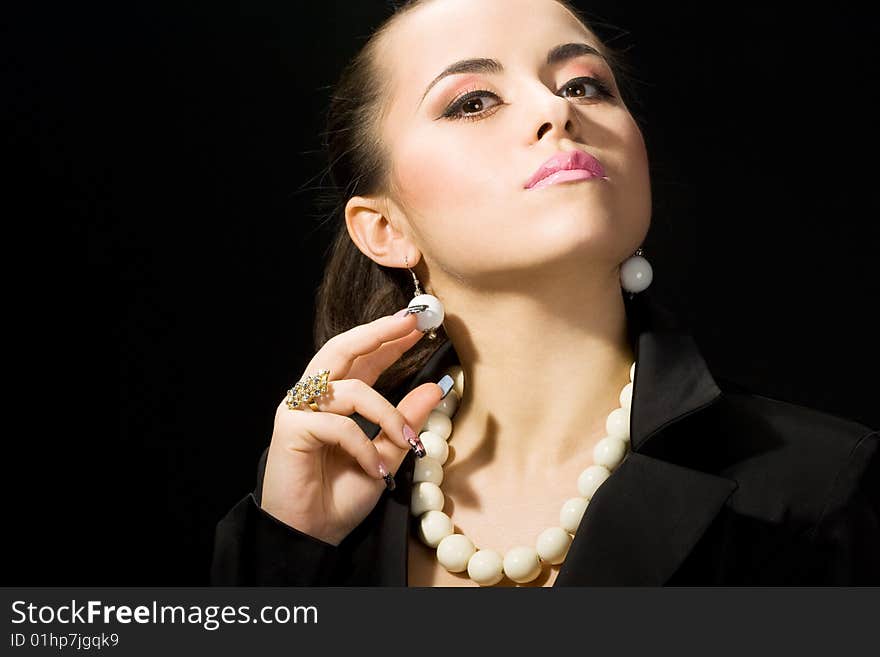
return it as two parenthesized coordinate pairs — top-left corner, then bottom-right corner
(524, 149), (607, 190)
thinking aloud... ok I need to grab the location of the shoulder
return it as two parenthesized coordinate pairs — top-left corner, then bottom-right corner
(702, 376), (877, 530)
(712, 375), (875, 460)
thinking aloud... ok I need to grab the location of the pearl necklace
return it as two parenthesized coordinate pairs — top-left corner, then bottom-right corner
(411, 361), (636, 586)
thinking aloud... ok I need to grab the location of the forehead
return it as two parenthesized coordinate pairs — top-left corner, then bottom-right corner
(380, 0), (597, 100)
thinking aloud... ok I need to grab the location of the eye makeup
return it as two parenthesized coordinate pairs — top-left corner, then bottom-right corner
(438, 74), (616, 122)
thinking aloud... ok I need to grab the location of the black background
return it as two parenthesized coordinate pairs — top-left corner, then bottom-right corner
(6, 1), (879, 584)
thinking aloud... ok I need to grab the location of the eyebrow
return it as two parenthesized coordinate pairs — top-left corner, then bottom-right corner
(418, 42), (607, 109)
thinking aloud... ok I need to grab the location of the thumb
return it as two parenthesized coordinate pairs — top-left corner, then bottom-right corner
(399, 380), (448, 434)
(375, 380), (447, 470)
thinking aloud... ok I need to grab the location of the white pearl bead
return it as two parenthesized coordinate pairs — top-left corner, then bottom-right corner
(577, 464), (611, 499)
(620, 255), (653, 293)
(422, 410), (452, 440)
(413, 456), (444, 485)
(593, 436), (628, 470)
(559, 496), (590, 533)
(409, 294), (445, 333)
(630, 362), (636, 382)
(418, 430), (449, 464)
(419, 431), (449, 465)
(418, 510), (454, 548)
(410, 481), (444, 516)
(467, 549), (504, 586)
(619, 381), (633, 409)
(433, 388), (459, 417)
(605, 407), (630, 441)
(503, 546), (542, 583)
(536, 527), (572, 565)
(437, 533), (475, 572)
(445, 365), (465, 398)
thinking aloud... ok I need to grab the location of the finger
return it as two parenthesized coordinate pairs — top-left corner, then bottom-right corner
(304, 312), (420, 382)
(347, 326), (427, 384)
(280, 378), (424, 456)
(372, 381), (445, 467)
(286, 410), (390, 483)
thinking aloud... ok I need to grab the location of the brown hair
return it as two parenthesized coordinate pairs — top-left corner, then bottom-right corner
(313, 0), (641, 399)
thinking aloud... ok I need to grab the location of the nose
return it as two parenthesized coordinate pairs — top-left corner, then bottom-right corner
(533, 92), (581, 143)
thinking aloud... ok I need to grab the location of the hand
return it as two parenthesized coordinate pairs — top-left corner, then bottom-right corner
(260, 310), (444, 546)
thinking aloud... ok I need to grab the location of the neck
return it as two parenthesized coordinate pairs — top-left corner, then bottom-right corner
(427, 261), (636, 480)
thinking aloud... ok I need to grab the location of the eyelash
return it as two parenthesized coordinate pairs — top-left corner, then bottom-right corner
(440, 76), (616, 122)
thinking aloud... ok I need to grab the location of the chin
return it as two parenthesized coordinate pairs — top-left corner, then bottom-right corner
(535, 203), (617, 236)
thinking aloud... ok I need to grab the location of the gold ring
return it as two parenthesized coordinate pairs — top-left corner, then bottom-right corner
(286, 368), (330, 411)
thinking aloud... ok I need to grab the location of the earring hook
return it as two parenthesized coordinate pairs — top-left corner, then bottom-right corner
(405, 254), (423, 296)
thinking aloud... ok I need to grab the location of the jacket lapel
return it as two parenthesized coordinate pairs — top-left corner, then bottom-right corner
(554, 451), (737, 585)
(556, 292), (738, 584)
(374, 290), (739, 586)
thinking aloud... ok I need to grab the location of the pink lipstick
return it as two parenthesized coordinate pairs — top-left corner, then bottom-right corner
(524, 149), (607, 190)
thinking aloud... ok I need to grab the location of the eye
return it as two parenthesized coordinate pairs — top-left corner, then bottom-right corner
(440, 75), (616, 123)
(560, 76), (615, 101)
(440, 86), (503, 122)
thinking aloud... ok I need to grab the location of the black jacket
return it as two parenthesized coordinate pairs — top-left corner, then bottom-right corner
(210, 291), (879, 585)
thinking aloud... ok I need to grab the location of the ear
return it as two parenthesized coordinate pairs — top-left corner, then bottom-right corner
(344, 195), (417, 268)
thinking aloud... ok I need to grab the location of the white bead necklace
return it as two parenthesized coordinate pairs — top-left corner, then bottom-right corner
(411, 361), (636, 586)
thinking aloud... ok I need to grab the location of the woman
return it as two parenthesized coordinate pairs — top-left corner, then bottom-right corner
(210, 0), (879, 586)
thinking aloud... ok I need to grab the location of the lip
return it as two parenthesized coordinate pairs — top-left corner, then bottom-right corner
(524, 149), (606, 190)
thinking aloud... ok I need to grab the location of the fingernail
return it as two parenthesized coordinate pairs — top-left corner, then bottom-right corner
(379, 462), (396, 491)
(437, 374), (454, 399)
(393, 307), (410, 318)
(403, 424), (426, 458)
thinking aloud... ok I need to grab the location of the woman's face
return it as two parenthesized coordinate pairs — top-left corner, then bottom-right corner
(376, 0), (651, 283)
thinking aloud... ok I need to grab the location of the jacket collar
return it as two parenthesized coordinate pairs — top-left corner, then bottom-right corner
(376, 289), (739, 586)
(625, 289), (725, 453)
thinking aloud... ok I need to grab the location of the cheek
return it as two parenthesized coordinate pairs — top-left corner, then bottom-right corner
(391, 132), (514, 271)
(627, 123), (651, 194)
(606, 113), (650, 195)
(392, 149), (450, 213)
(391, 130), (505, 228)
(622, 115), (649, 175)
(614, 116), (652, 231)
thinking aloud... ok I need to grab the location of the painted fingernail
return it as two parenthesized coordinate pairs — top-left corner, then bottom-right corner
(403, 424), (426, 458)
(379, 462), (396, 491)
(393, 307), (410, 318)
(437, 374), (454, 399)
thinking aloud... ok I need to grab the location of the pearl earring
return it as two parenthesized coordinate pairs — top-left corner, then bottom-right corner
(405, 255), (445, 339)
(620, 247), (653, 298)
